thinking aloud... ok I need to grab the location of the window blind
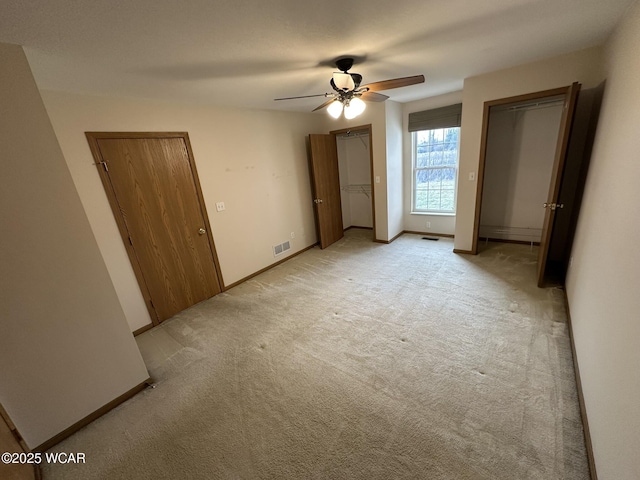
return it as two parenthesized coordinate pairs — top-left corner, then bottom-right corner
(408, 103), (462, 132)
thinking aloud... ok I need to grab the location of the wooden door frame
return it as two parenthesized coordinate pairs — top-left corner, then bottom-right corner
(85, 132), (225, 326)
(470, 87), (571, 255)
(329, 124), (377, 241)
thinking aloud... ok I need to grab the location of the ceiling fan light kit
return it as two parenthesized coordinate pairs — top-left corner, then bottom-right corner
(274, 57), (425, 120)
(344, 97), (366, 119)
(327, 100), (344, 119)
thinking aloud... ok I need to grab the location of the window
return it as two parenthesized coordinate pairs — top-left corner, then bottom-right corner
(412, 127), (459, 214)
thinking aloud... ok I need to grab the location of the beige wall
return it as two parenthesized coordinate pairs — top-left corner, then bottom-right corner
(566, 2), (640, 478)
(455, 46), (605, 251)
(0, 44), (149, 448)
(42, 91), (327, 331)
(402, 91), (462, 236)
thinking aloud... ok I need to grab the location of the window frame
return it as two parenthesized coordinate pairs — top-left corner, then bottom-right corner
(411, 128), (460, 215)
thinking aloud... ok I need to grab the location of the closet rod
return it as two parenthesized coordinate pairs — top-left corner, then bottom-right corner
(506, 99), (564, 112)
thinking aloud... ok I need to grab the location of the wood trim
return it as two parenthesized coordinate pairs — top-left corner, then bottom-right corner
(373, 231), (455, 244)
(403, 231), (454, 238)
(471, 100), (491, 255)
(329, 124), (372, 136)
(453, 249), (474, 254)
(471, 86), (574, 255)
(0, 403), (30, 453)
(482, 87), (570, 109)
(344, 226), (374, 231)
(33, 379), (151, 452)
(132, 323), (154, 337)
(389, 231), (404, 243)
(563, 292), (598, 480)
(0, 403), (41, 478)
(223, 243), (318, 290)
(481, 237), (541, 246)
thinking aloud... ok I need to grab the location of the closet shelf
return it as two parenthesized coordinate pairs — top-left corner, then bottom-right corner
(341, 184), (372, 198)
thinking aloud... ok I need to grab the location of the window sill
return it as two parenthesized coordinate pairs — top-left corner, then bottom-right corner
(410, 211), (456, 217)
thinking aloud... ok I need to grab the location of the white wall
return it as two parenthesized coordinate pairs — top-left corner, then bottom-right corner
(403, 91), (462, 236)
(0, 43), (149, 448)
(479, 104), (563, 242)
(385, 101), (404, 239)
(455, 46), (605, 251)
(566, 1), (640, 478)
(41, 91), (326, 331)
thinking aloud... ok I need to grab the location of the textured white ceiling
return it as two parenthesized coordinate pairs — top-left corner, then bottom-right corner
(0, 0), (634, 112)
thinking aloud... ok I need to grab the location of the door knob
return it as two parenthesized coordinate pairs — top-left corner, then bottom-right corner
(543, 203), (564, 211)
(198, 228), (206, 235)
(314, 198), (323, 204)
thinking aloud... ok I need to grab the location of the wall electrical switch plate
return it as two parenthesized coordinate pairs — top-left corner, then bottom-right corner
(291, 232), (295, 239)
(375, 176), (381, 184)
(215, 202), (225, 212)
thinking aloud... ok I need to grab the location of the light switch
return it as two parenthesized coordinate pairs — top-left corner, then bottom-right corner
(216, 202), (225, 212)
(468, 172), (476, 181)
(375, 176), (381, 184)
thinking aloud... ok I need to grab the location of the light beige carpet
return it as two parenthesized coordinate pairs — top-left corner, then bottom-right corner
(42, 229), (589, 479)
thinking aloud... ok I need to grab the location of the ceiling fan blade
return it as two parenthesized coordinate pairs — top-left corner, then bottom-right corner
(360, 91), (389, 102)
(312, 98), (337, 112)
(274, 93), (328, 101)
(362, 75), (425, 92)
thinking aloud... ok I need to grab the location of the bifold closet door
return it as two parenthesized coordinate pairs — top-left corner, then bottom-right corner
(537, 82), (581, 286)
(308, 134), (344, 249)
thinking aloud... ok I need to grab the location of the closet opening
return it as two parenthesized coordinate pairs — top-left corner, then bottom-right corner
(332, 125), (376, 241)
(471, 83), (584, 286)
(478, 94), (565, 247)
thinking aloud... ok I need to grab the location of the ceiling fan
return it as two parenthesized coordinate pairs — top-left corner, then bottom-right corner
(274, 57), (425, 119)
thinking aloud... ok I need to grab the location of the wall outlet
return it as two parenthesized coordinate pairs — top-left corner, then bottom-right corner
(290, 232), (295, 239)
(426, 221), (431, 229)
(215, 202), (225, 212)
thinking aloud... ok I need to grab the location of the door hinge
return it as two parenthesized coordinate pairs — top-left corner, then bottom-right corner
(101, 161), (109, 172)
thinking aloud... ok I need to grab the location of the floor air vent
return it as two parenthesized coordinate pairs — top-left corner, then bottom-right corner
(273, 240), (291, 257)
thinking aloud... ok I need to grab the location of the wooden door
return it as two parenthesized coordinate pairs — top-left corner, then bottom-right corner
(86, 132), (222, 324)
(309, 134), (344, 248)
(537, 82), (581, 286)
